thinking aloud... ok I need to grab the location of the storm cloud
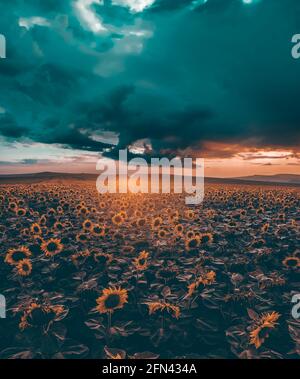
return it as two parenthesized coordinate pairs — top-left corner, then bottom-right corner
(1, 0), (300, 161)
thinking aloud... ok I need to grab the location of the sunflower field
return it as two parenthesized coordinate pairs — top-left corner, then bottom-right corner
(0, 181), (299, 359)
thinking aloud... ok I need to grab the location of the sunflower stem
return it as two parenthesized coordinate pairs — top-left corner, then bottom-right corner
(107, 312), (112, 334)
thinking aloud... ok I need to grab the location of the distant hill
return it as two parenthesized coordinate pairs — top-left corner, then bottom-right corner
(0, 171), (300, 187)
(235, 174), (300, 184)
(0, 172), (97, 184)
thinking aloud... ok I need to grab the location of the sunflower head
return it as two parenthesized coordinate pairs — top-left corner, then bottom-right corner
(92, 252), (113, 265)
(30, 223), (42, 235)
(99, 201), (106, 209)
(151, 216), (163, 229)
(92, 224), (105, 237)
(249, 311), (280, 349)
(16, 259), (32, 276)
(147, 301), (180, 319)
(185, 236), (200, 251)
(112, 213), (125, 226)
(136, 218), (146, 228)
(175, 224), (184, 235)
(41, 238), (63, 257)
(82, 219), (93, 231)
(8, 202), (17, 212)
(202, 270), (216, 285)
(76, 233), (89, 243)
(96, 287), (128, 314)
(16, 208), (26, 216)
(5, 246), (32, 265)
(19, 303), (65, 331)
(133, 250), (149, 271)
(185, 210), (195, 220)
(186, 230), (195, 239)
(186, 271), (216, 297)
(283, 256), (300, 269)
(39, 215), (47, 226)
(158, 228), (167, 239)
(199, 232), (213, 245)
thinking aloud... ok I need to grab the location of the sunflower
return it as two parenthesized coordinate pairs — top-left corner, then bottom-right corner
(187, 271), (216, 297)
(78, 207), (89, 216)
(92, 224), (105, 237)
(16, 259), (32, 276)
(186, 230), (195, 239)
(185, 236), (200, 251)
(199, 232), (213, 245)
(157, 228), (167, 239)
(133, 250), (149, 271)
(151, 216), (163, 229)
(112, 213), (125, 226)
(41, 238), (63, 257)
(21, 228), (30, 237)
(249, 312), (280, 349)
(47, 208), (56, 217)
(96, 287), (128, 314)
(99, 201), (106, 209)
(136, 218), (146, 228)
(32, 235), (44, 245)
(76, 232), (89, 243)
(106, 352), (123, 359)
(134, 210), (143, 218)
(39, 215), (47, 225)
(8, 202), (17, 212)
(57, 206), (64, 214)
(185, 210), (195, 220)
(82, 219), (93, 231)
(16, 208), (26, 216)
(5, 246), (32, 265)
(282, 256), (300, 269)
(200, 270), (216, 285)
(146, 301), (180, 319)
(19, 302), (65, 331)
(169, 211), (179, 223)
(175, 224), (184, 235)
(30, 223), (42, 235)
(93, 252), (113, 265)
(119, 210), (127, 220)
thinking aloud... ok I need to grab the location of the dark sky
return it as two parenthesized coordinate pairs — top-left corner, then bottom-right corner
(0, 0), (300, 174)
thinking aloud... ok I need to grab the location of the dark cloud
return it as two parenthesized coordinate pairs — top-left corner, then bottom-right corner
(0, 113), (27, 138)
(1, 0), (300, 161)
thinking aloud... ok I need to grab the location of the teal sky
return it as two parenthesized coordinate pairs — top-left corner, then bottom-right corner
(0, 0), (300, 176)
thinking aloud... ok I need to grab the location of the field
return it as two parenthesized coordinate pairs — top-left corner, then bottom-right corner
(0, 180), (299, 359)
